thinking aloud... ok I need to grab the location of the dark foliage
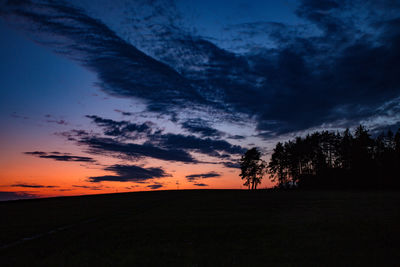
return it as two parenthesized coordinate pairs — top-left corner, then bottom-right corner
(239, 147), (266, 190)
(268, 125), (400, 189)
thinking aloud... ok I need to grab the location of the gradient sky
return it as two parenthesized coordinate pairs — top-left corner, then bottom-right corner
(1, 0), (399, 200)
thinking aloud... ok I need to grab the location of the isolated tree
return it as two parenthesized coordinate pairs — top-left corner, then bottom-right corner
(239, 147), (265, 190)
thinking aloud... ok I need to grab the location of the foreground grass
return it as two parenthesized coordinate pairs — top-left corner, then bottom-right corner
(0, 190), (399, 266)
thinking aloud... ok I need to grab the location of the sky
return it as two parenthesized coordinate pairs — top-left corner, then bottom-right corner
(0, 0), (399, 200)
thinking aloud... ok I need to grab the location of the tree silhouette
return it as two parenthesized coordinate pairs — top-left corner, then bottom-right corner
(267, 125), (400, 189)
(239, 147), (265, 190)
(268, 142), (288, 187)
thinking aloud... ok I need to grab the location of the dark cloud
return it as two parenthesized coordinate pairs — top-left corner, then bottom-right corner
(24, 151), (95, 163)
(0, 191), (36, 201)
(77, 115), (245, 162)
(88, 164), (170, 183)
(86, 115), (152, 138)
(80, 136), (196, 163)
(56, 129), (89, 141)
(11, 183), (58, 188)
(147, 184), (163, 189)
(46, 119), (68, 125)
(186, 172), (220, 182)
(125, 185), (139, 190)
(222, 161), (241, 169)
(150, 133), (246, 159)
(114, 109), (133, 116)
(230, 1), (400, 135)
(370, 121), (400, 136)
(193, 183), (208, 187)
(0, 0), (207, 115)
(2, 0), (399, 137)
(228, 135), (246, 140)
(181, 119), (224, 138)
(72, 185), (102, 190)
(44, 115), (68, 125)
(296, 0), (341, 34)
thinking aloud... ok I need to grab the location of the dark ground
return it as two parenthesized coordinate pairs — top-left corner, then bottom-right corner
(0, 189), (399, 266)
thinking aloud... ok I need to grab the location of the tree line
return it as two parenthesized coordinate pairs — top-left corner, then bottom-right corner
(240, 125), (400, 189)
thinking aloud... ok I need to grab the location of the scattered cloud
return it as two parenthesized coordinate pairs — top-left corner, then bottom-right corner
(46, 119), (68, 125)
(114, 109), (134, 116)
(228, 135), (246, 140)
(72, 185), (103, 190)
(24, 151), (95, 163)
(88, 164), (170, 183)
(147, 183), (163, 189)
(70, 115), (246, 163)
(222, 161), (240, 169)
(149, 133), (246, 159)
(79, 136), (196, 163)
(1, 0), (399, 181)
(11, 183), (58, 188)
(186, 171), (220, 182)
(181, 119), (224, 138)
(86, 115), (152, 138)
(193, 183), (208, 187)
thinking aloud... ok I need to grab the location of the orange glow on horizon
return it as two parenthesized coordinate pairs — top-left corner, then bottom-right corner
(0, 151), (275, 198)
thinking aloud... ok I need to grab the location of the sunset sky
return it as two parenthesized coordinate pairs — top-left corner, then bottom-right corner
(1, 0), (399, 200)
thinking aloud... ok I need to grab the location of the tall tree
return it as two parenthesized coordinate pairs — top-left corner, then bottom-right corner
(267, 125), (400, 189)
(268, 142), (288, 186)
(239, 147), (265, 190)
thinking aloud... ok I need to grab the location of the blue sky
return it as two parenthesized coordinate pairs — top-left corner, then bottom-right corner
(0, 0), (399, 198)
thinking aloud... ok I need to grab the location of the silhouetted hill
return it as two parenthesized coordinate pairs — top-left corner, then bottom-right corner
(1, 190), (399, 266)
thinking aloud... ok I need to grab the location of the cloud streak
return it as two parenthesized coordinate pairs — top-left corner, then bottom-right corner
(88, 164), (170, 183)
(147, 183), (163, 189)
(24, 151), (95, 163)
(72, 185), (102, 190)
(11, 183), (58, 188)
(186, 172), (220, 182)
(193, 183), (208, 187)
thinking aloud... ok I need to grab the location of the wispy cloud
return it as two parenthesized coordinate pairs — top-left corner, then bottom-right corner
(147, 183), (163, 189)
(72, 185), (103, 190)
(193, 183), (208, 187)
(186, 172), (220, 182)
(24, 151), (95, 163)
(88, 164), (170, 183)
(11, 183), (58, 188)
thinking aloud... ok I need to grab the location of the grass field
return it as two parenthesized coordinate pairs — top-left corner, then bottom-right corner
(0, 189), (399, 266)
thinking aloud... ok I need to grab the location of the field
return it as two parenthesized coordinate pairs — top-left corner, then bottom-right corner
(1, 190), (399, 266)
